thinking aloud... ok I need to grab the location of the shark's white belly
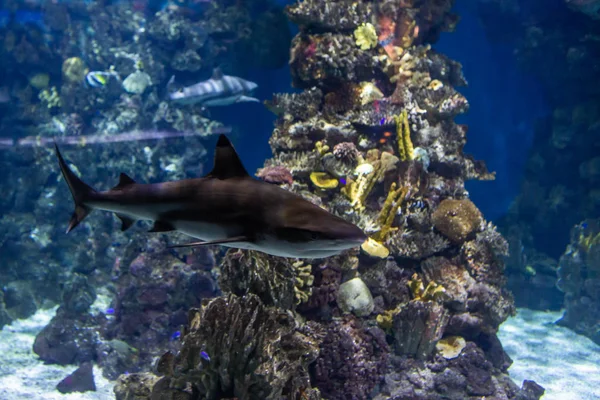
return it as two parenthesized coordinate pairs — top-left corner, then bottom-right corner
(88, 202), (347, 259)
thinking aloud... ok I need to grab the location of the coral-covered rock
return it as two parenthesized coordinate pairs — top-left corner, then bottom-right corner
(33, 309), (100, 365)
(114, 372), (160, 400)
(392, 300), (449, 360)
(313, 316), (388, 400)
(151, 294), (321, 400)
(220, 250), (296, 309)
(556, 219), (600, 344)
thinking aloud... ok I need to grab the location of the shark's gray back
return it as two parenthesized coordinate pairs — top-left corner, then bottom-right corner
(179, 75), (256, 105)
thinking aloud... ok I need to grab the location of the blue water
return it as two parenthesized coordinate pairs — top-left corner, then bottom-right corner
(436, 2), (548, 221)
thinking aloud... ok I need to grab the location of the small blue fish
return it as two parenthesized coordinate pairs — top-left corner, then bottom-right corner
(582, 222), (588, 229)
(170, 331), (181, 341)
(200, 351), (210, 362)
(379, 118), (386, 125)
(339, 178), (347, 185)
(105, 308), (115, 315)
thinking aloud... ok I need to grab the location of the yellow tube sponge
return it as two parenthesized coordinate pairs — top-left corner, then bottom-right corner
(373, 182), (408, 242)
(395, 110), (414, 161)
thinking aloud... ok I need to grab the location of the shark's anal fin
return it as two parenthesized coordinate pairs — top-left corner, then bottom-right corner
(112, 173), (136, 191)
(116, 214), (135, 231)
(168, 235), (250, 249)
(149, 221), (176, 233)
(206, 135), (250, 179)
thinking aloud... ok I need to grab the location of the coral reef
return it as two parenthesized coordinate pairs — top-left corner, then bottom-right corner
(556, 219), (600, 344)
(113, 0), (542, 399)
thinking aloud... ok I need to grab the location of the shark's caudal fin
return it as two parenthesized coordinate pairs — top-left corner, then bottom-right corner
(55, 144), (97, 233)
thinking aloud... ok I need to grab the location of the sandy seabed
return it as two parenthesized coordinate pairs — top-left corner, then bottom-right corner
(1, 307), (599, 400)
(498, 308), (600, 400)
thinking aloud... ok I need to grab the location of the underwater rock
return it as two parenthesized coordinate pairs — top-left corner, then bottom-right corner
(1, 280), (37, 320)
(33, 308), (100, 365)
(61, 273), (96, 314)
(337, 277), (374, 317)
(56, 362), (96, 393)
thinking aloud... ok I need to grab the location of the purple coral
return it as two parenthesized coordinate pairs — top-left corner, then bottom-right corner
(313, 316), (388, 400)
(256, 165), (294, 185)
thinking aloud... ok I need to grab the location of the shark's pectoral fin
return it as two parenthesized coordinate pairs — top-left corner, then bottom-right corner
(149, 221), (176, 233)
(236, 95), (259, 103)
(168, 235), (250, 249)
(112, 173), (136, 191)
(116, 214), (135, 231)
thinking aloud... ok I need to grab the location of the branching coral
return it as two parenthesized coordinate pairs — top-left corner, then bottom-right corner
(372, 182), (409, 242)
(408, 273), (447, 302)
(294, 260), (315, 305)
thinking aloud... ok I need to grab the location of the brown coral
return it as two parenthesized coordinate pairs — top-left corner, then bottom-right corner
(432, 199), (483, 243)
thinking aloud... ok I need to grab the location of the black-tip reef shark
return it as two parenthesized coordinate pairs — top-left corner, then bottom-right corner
(168, 68), (259, 107)
(55, 135), (367, 258)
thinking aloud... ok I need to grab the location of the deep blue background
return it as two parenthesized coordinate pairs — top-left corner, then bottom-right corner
(209, 1), (549, 222)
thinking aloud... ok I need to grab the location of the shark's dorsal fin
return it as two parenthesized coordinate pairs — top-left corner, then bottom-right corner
(211, 67), (224, 80)
(112, 173), (136, 190)
(206, 135), (249, 179)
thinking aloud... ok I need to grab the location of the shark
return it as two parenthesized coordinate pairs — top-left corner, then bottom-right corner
(56, 134), (367, 258)
(168, 68), (259, 107)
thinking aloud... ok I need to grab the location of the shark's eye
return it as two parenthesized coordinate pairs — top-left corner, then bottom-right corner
(309, 232), (320, 241)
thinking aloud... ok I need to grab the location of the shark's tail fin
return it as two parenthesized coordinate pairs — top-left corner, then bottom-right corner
(54, 144), (97, 233)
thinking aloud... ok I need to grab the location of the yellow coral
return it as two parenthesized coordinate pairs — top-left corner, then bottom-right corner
(372, 182), (408, 242)
(354, 23), (378, 50)
(38, 86), (62, 109)
(395, 110), (414, 161)
(314, 141), (330, 156)
(310, 172), (339, 189)
(408, 273), (446, 302)
(436, 336), (466, 359)
(342, 163), (379, 211)
(62, 57), (89, 83)
(293, 261), (314, 305)
(361, 237), (389, 258)
(376, 305), (401, 332)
